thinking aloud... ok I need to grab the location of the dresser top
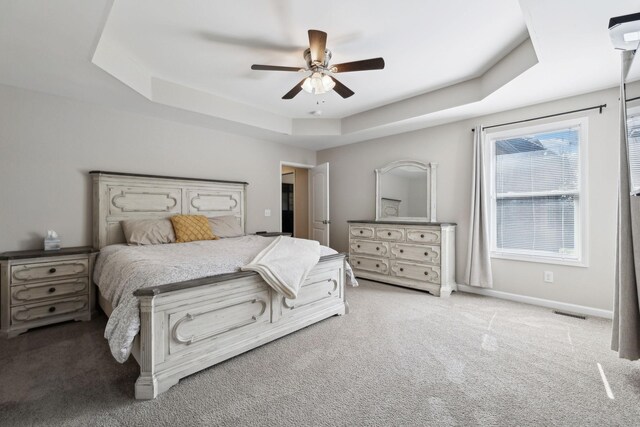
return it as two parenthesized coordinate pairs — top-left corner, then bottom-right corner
(348, 220), (456, 226)
(0, 246), (97, 260)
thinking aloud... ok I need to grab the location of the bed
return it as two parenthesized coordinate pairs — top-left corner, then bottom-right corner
(90, 171), (351, 399)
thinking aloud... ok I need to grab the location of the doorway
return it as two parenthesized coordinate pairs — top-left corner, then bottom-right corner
(281, 165), (310, 239)
(280, 162), (330, 245)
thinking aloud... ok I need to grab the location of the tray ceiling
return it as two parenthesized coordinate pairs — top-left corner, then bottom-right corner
(1, 0), (639, 149)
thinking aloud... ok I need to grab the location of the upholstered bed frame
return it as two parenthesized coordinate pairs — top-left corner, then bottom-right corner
(90, 171), (348, 399)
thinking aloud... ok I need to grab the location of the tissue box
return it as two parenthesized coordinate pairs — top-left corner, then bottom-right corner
(44, 238), (61, 251)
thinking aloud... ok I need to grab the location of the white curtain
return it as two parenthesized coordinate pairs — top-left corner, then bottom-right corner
(465, 125), (493, 288)
(612, 50), (640, 360)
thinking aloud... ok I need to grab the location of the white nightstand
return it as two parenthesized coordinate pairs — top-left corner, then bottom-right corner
(0, 246), (98, 338)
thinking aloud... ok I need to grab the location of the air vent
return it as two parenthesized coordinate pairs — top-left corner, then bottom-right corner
(553, 310), (586, 320)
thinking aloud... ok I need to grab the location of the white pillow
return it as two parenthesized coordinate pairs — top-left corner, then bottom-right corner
(120, 219), (176, 245)
(208, 215), (244, 238)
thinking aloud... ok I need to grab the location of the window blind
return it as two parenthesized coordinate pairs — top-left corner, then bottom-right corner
(493, 127), (580, 259)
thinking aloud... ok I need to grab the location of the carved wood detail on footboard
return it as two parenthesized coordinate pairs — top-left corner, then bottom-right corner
(168, 290), (270, 354)
(132, 256), (347, 400)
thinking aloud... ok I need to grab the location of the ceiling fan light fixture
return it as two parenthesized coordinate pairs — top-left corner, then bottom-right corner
(322, 74), (336, 91)
(301, 72), (334, 95)
(251, 29), (383, 99)
(301, 76), (313, 93)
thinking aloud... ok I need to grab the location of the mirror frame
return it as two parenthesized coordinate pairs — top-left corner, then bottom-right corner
(375, 160), (437, 222)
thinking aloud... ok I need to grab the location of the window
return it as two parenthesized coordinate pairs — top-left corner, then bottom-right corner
(626, 109), (640, 195)
(486, 118), (587, 266)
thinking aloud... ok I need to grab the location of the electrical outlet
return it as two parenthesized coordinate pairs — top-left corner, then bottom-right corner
(544, 271), (554, 283)
(264, 209), (271, 217)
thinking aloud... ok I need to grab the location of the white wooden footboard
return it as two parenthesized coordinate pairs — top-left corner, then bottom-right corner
(132, 254), (347, 399)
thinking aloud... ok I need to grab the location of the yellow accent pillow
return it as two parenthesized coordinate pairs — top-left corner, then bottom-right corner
(170, 215), (218, 243)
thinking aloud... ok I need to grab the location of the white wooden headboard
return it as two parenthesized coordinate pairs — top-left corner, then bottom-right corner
(91, 171), (248, 249)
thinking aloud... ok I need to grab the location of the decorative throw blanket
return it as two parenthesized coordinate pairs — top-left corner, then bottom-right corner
(241, 236), (320, 299)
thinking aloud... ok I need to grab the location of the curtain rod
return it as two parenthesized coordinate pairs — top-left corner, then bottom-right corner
(627, 96), (640, 103)
(470, 104), (607, 132)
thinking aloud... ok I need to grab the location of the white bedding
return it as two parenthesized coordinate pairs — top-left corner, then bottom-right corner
(93, 235), (357, 363)
(242, 236), (320, 299)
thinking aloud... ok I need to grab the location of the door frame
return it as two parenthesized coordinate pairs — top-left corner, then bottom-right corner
(279, 161), (315, 234)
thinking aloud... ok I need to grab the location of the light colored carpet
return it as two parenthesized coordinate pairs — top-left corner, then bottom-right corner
(1, 280), (640, 426)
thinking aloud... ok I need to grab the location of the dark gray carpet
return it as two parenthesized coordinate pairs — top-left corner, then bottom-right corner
(1, 280), (640, 426)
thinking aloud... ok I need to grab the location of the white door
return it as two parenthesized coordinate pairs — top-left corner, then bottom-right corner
(309, 162), (330, 246)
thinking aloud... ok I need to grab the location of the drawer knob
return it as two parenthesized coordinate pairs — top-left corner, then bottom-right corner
(376, 264), (380, 268)
(48, 306), (56, 313)
(387, 232), (391, 236)
(400, 249), (404, 253)
(400, 268), (404, 272)
(420, 234), (425, 238)
(357, 261), (360, 264)
(357, 245), (360, 248)
(48, 287), (56, 293)
(424, 271), (429, 276)
(359, 230), (363, 234)
(424, 252), (428, 256)
(49, 267), (57, 274)
(376, 247), (379, 251)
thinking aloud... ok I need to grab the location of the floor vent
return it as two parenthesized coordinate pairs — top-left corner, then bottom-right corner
(553, 310), (586, 320)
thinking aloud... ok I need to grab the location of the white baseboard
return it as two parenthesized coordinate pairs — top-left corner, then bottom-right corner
(457, 284), (613, 319)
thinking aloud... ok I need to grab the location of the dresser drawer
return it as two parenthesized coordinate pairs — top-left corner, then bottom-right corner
(390, 243), (440, 264)
(11, 277), (88, 305)
(375, 227), (405, 242)
(11, 296), (89, 325)
(390, 261), (441, 285)
(406, 228), (441, 244)
(10, 258), (89, 284)
(350, 240), (389, 257)
(350, 225), (375, 239)
(350, 256), (389, 275)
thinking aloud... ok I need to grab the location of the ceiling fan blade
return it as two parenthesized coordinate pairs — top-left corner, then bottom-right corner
(308, 29), (327, 64)
(331, 57), (385, 73)
(282, 78), (308, 99)
(331, 77), (355, 98)
(251, 64), (303, 72)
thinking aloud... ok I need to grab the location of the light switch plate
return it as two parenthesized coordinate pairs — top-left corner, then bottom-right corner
(544, 271), (554, 283)
(264, 209), (271, 217)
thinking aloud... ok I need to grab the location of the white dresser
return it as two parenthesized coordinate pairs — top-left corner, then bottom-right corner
(348, 220), (456, 297)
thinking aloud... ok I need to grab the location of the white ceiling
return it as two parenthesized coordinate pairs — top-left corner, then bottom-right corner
(101, 0), (527, 119)
(1, 0), (639, 150)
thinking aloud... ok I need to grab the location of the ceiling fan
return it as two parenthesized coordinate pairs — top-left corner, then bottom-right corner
(251, 29), (385, 100)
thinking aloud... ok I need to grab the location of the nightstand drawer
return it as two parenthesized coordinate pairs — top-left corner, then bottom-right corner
(11, 296), (89, 325)
(11, 277), (88, 305)
(10, 258), (88, 284)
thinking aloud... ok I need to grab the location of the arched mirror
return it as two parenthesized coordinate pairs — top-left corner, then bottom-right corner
(375, 160), (437, 222)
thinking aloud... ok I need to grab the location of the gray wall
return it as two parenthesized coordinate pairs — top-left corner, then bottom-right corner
(0, 84), (315, 252)
(318, 86), (624, 311)
(0, 79), (628, 312)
